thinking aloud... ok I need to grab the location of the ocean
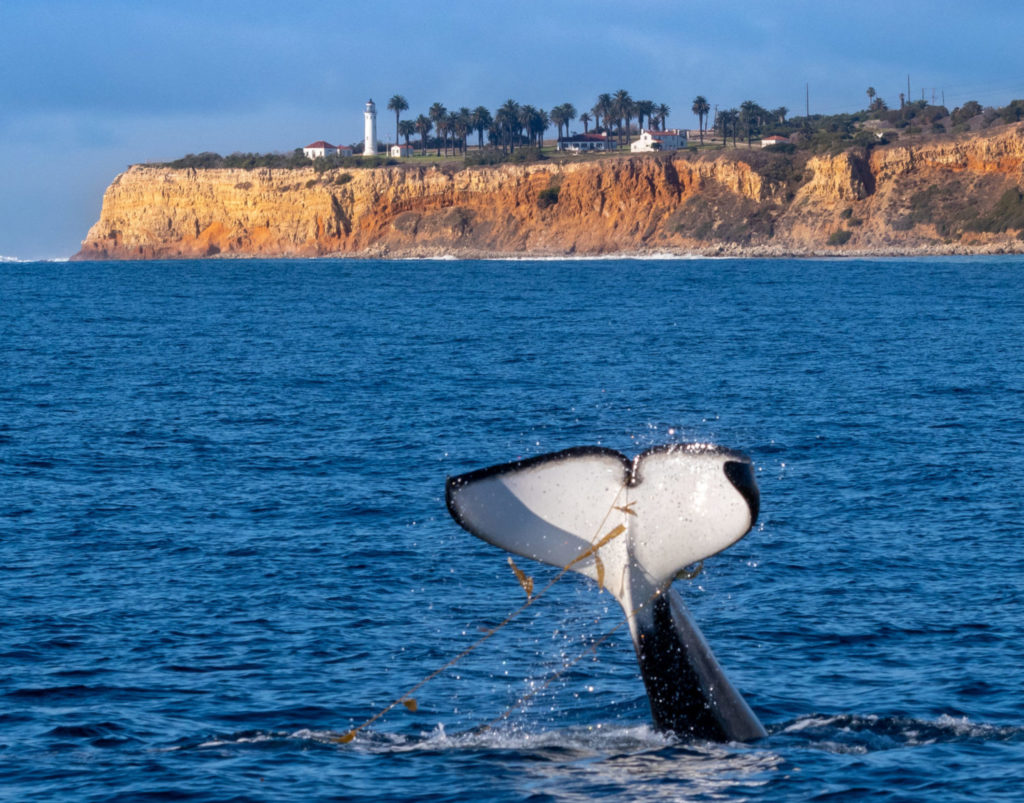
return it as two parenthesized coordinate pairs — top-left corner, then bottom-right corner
(2, 256), (1022, 801)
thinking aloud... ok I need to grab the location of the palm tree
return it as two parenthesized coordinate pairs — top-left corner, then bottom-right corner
(655, 103), (670, 131)
(866, 86), (876, 109)
(613, 89), (633, 148)
(472, 106), (492, 150)
(386, 95), (408, 148)
(579, 112), (591, 134)
(772, 106), (788, 125)
(531, 108), (550, 147)
(398, 119), (415, 152)
(496, 99), (520, 153)
(562, 102), (576, 137)
(415, 114), (432, 156)
(717, 109), (739, 147)
(518, 105), (538, 147)
(454, 108), (472, 154)
(436, 112), (448, 156)
(691, 95), (710, 144)
(428, 102), (447, 156)
(592, 93), (613, 132)
(635, 99), (655, 132)
(739, 100), (758, 147)
(550, 104), (568, 141)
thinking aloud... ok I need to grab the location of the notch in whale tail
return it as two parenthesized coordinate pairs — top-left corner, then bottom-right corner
(445, 444), (766, 742)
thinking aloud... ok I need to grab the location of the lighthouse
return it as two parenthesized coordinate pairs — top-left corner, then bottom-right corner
(364, 99), (377, 156)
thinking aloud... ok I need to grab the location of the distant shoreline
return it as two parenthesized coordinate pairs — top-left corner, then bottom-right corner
(76, 125), (1024, 262)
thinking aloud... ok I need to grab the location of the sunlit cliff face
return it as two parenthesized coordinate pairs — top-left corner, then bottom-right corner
(77, 125), (1024, 260)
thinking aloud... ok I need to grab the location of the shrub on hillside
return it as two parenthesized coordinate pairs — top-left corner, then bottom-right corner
(537, 185), (560, 209)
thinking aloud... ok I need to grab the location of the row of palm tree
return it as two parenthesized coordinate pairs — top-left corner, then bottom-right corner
(383, 91), (682, 156)
(586, 91), (672, 149)
(713, 101), (789, 147)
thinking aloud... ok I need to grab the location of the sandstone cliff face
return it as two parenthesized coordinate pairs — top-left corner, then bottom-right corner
(77, 126), (1024, 260)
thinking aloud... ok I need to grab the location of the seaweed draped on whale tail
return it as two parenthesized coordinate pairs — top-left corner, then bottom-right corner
(446, 443), (766, 742)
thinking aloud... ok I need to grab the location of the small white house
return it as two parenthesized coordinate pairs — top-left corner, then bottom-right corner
(303, 141), (338, 159)
(630, 129), (686, 153)
(389, 143), (415, 158)
(303, 141), (354, 159)
(557, 132), (614, 152)
(761, 135), (790, 149)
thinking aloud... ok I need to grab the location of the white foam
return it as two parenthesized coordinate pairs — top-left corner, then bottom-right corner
(0, 255), (70, 263)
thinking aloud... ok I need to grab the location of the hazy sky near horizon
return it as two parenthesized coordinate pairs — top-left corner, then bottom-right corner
(2, 0), (1023, 259)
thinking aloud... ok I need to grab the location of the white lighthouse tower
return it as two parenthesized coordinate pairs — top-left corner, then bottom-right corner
(363, 99), (377, 156)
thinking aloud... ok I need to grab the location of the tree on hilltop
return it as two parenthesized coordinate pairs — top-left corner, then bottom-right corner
(635, 99), (655, 131)
(740, 100), (759, 146)
(472, 106), (492, 150)
(429, 103), (447, 156)
(496, 99), (520, 153)
(655, 103), (670, 131)
(398, 119), (415, 151)
(453, 108), (472, 155)
(717, 108), (739, 147)
(415, 114), (432, 156)
(613, 89), (633, 148)
(592, 93), (613, 133)
(550, 103), (577, 140)
(692, 95), (710, 144)
(387, 95), (408, 147)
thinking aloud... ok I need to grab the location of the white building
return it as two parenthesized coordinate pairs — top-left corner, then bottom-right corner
(389, 143), (415, 158)
(303, 141), (339, 159)
(556, 132), (614, 152)
(364, 99), (378, 156)
(761, 135), (790, 149)
(630, 129), (686, 152)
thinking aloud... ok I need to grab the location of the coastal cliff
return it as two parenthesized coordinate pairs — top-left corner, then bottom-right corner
(76, 125), (1024, 259)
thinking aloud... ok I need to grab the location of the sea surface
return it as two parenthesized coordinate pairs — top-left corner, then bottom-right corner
(2, 256), (1022, 802)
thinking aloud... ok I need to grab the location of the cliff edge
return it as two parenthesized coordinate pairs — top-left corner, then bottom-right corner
(76, 126), (1024, 259)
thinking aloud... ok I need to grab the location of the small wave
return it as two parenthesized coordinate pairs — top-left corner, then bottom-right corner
(393, 253), (723, 262)
(170, 722), (674, 756)
(777, 713), (1024, 751)
(0, 255), (70, 263)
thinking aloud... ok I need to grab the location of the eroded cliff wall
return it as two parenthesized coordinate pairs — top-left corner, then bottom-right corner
(76, 125), (1024, 259)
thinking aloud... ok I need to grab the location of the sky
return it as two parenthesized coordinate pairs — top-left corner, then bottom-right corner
(2, 0), (1023, 260)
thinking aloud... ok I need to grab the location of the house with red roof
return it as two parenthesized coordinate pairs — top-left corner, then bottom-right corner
(302, 141), (355, 159)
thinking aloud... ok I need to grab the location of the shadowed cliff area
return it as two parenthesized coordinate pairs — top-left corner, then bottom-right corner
(76, 125), (1024, 260)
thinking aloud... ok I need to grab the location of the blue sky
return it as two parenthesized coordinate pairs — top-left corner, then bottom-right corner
(2, 0), (1023, 259)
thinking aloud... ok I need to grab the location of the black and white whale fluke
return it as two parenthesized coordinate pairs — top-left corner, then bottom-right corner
(445, 444), (767, 742)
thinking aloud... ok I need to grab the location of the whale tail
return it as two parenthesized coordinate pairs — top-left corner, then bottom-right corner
(445, 444), (766, 742)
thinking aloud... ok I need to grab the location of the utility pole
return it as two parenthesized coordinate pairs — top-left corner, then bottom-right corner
(907, 75), (911, 105)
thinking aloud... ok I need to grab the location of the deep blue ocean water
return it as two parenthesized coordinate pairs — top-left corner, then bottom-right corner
(1, 256), (1022, 802)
